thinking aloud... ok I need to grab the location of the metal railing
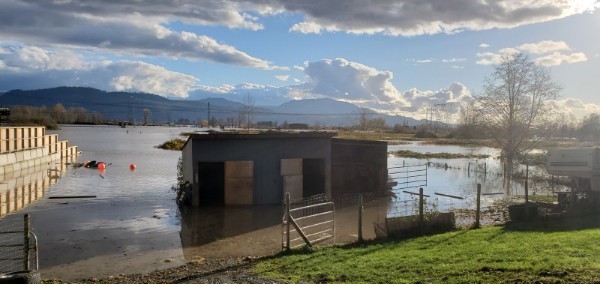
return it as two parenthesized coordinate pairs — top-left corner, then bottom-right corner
(0, 214), (38, 274)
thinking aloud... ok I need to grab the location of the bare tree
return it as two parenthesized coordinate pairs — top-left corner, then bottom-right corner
(477, 53), (561, 193)
(143, 108), (151, 125)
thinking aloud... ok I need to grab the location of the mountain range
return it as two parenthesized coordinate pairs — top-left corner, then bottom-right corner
(0, 87), (421, 126)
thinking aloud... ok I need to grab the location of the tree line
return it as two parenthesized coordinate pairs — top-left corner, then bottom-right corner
(4, 104), (103, 129)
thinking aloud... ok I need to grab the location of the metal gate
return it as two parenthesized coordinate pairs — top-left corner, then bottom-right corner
(282, 193), (335, 250)
(389, 163), (428, 190)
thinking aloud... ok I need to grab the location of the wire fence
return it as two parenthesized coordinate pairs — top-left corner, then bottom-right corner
(325, 182), (548, 242)
(0, 214), (37, 274)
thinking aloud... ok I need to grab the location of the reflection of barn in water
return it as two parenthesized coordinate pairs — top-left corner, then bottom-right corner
(181, 132), (387, 206)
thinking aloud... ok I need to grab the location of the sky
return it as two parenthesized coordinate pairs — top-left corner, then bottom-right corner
(0, 0), (599, 120)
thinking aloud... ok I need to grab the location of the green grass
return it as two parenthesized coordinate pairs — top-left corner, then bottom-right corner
(155, 138), (186, 150)
(254, 221), (600, 283)
(337, 130), (414, 141)
(390, 150), (490, 160)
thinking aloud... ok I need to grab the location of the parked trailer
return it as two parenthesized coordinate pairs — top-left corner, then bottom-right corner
(546, 147), (600, 191)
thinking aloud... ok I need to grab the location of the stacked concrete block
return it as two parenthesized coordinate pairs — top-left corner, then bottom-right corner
(0, 126), (78, 217)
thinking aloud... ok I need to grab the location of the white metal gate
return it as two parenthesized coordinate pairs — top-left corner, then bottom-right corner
(282, 194), (335, 250)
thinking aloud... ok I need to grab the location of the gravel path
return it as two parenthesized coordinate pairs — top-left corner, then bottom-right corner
(41, 257), (280, 284)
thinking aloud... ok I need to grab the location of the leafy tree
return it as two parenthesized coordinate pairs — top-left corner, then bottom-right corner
(477, 53), (561, 192)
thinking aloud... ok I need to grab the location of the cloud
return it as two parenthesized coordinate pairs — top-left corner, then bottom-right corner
(289, 22), (323, 34)
(534, 52), (587, 67)
(415, 59), (433, 63)
(479, 43), (490, 48)
(548, 98), (600, 119)
(284, 0), (598, 36)
(0, 44), (198, 98)
(0, 0), (278, 69)
(294, 58), (476, 117)
(301, 58), (409, 108)
(401, 82), (474, 118)
(476, 40), (587, 66)
(275, 75), (290, 81)
(189, 83), (296, 105)
(442, 58), (466, 63)
(517, 40), (570, 54)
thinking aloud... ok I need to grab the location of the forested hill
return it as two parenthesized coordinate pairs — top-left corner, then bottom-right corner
(0, 87), (420, 126)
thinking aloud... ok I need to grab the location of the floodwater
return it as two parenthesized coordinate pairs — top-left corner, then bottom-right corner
(0, 126), (562, 279)
(387, 141), (561, 217)
(1, 125), (188, 278)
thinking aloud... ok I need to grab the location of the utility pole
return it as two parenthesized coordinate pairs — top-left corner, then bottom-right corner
(207, 102), (211, 128)
(128, 95), (134, 125)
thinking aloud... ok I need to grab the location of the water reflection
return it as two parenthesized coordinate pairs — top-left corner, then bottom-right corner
(179, 205), (282, 259)
(0, 160), (71, 217)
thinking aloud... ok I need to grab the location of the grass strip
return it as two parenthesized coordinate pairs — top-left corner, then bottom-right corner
(390, 150), (490, 160)
(254, 221), (600, 283)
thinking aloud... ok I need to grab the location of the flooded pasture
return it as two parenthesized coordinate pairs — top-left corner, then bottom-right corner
(387, 141), (563, 218)
(0, 125), (565, 279)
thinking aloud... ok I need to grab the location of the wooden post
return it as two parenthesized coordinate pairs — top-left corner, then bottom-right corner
(358, 194), (363, 242)
(418, 188), (424, 225)
(24, 214), (30, 271)
(289, 217), (312, 248)
(475, 184), (481, 228)
(285, 193), (291, 251)
(525, 164), (529, 203)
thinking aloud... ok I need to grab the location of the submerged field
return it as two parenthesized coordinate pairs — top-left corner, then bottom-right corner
(254, 218), (600, 283)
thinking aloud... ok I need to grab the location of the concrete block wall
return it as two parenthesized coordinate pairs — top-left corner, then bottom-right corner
(0, 127), (79, 176)
(0, 126), (78, 217)
(0, 127), (45, 154)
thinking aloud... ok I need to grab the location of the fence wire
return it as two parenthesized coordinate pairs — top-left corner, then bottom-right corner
(0, 216), (26, 274)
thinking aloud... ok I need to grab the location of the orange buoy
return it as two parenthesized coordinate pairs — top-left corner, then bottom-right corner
(130, 164), (136, 170)
(97, 162), (106, 169)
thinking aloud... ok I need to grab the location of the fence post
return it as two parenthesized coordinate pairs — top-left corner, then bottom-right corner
(525, 164), (529, 203)
(358, 194), (363, 242)
(24, 214), (30, 271)
(475, 184), (481, 228)
(418, 188), (424, 225)
(285, 193), (291, 251)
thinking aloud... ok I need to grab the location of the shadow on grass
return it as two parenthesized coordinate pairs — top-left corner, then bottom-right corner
(504, 213), (600, 233)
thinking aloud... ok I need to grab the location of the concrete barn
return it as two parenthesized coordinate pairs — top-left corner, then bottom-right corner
(181, 132), (387, 206)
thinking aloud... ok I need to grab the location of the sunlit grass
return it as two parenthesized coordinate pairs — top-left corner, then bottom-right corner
(254, 223), (600, 283)
(156, 138), (186, 150)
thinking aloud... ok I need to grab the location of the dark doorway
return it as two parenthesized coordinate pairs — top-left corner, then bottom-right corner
(198, 162), (225, 205)
(303, 159), (326, 197)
